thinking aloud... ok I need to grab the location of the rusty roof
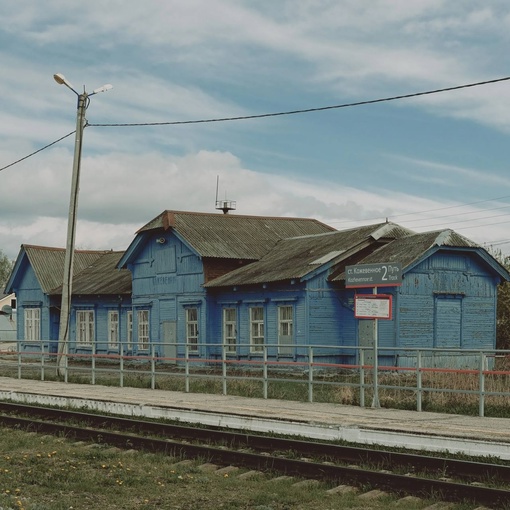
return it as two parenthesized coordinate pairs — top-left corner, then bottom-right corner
(54, 251), (132, 295)
(23, 245), (107, 294)
(330, 229), (485, 282)
(22, 245), (131, 296)
(205, 222), (413, 287)
(137, 210), (336, 260)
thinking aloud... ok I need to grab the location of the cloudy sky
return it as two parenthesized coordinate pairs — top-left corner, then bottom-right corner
(2, 1), (510, 261)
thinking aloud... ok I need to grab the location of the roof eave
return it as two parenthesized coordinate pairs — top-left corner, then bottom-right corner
(4, 247), (28, 295)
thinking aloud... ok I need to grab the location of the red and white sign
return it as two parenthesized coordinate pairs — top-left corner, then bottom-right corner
(354, 294), (392, 320)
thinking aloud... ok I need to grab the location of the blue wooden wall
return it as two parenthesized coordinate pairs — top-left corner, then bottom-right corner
(12, 232), (503, 371)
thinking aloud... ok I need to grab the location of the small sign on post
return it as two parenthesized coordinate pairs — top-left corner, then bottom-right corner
(345, 262), (402, 410)
(345, 262), (402, 288)
(354, 294), (392, 320)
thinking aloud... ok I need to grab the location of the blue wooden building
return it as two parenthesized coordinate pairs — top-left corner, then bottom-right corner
(5, 246), (131, 355)
(5, 210), (510, 367)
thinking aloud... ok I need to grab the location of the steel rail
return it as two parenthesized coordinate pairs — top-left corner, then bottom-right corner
(0, 405), (509, 506)
(0, 402), (508, 483)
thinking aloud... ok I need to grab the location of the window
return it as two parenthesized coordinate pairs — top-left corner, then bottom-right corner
(76, 310), (94, 347)
(223, 308), (237, 354)
(127, 311), (133, 350)
(24, 308), (40, 342)
(278, 305), (293, 355)
(138, 310), (149, 350)
(108, 311), (119, 349)
(186, 308), (199, 353)
(250, 307), (264, 353)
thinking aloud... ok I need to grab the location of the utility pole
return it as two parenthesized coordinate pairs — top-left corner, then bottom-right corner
(53, 74), (112, 378)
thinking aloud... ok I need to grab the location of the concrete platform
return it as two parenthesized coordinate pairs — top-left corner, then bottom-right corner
(0, 376), (509, 460)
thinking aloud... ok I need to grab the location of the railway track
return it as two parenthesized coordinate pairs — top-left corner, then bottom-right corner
(0, 402), (508, 508)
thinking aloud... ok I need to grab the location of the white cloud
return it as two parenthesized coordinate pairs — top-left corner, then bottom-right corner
(4, 147), (510, 260)
(3, 1), (510, 261)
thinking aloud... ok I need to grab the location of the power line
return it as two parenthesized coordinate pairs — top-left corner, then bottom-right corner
(2, 76), (509, 173)
(485, 239), (510, 247)
(0, 130), (76, 172)
(406, 211), (510, 230)
(328, 194), (510, 228)
(88, 76), (510, 128)
(407, 203), (510, 224)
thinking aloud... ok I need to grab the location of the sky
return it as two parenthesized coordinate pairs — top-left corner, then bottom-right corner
(2, 1), (510, 262)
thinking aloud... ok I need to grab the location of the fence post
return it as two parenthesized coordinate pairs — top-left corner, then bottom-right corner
(150, 343), (156, 390)
(222, 343), (227, 396)
(372, 317), (380, 408)
(263, 345), (268, 399)
(91, 338), (96, 385)
(64, 345), (68, 383)
(416, 350), (422, 412)
(119, 348), (124, 388)
(359, 348), (365, 407)
(185, 343), (190, 393)
(40, 343), (45, 381)
(17, 341), (22, 380)
(308, 346), (313, 403)
(478, 351), (485, 418)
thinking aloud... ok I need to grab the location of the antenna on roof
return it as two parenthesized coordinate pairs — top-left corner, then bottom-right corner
(215, 175), (236, 214)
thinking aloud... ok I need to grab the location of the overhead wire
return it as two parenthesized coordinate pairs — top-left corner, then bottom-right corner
(2, 76), (509, 173)
(87, 76), (510, 127)
(2, 75), (510, 242)
(328, 194), (510, 226)
(0, 131), (76, 172)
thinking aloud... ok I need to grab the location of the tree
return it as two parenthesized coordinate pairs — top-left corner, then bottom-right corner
(487, 246), (510, 350)
(0, 250), (14, 292)
(497, 282), (510, 350)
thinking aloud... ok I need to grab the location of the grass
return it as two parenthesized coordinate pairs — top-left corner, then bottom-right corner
(0, 426), (444, 510)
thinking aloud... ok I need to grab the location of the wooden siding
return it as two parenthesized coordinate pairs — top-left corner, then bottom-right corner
(398, 295), (434, 348)
(435, 297), (462, 348)
(129, 234), (207, 354)
(462, 297), (495, 349)
(398, 252), (498, 352)
(307, 273), (342, 352)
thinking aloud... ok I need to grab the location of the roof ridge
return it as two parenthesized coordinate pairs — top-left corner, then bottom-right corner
(159, 209), (334, 222)
(23, 244), (111, 254)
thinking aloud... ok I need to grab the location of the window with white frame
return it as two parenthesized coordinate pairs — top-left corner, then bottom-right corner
(223, 308), (237, 354)
(186, 308), (199, 353)
(137, 310), (149, 350)
(250, 307), (264, 353)
(24, 308), (40, 342)
(76, 310), (95, 347)
(278, 305), (293, 355)
(126, 311), (133, 350)
(108, 310), (119, 349)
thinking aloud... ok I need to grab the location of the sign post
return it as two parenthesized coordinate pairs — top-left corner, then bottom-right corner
(345, 262), (402, 408)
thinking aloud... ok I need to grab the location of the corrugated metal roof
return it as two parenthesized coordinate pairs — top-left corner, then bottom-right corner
(24, 245), (106, 294)
(137, 210), (335, 259)
(330, 229), (481, 282)
(205, 222), (413, 287)
(56, 251), (132, 295)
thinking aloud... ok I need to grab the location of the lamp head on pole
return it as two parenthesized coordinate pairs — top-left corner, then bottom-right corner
(54, 73), (113, 98)
(91, 83), (113, 95)
(53, 73), (79, 95)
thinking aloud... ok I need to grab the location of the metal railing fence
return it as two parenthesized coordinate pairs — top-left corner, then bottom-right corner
(1, 340), (509, 418)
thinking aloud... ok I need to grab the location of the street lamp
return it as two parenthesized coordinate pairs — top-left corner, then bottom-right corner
(53, 73), (112, 377)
